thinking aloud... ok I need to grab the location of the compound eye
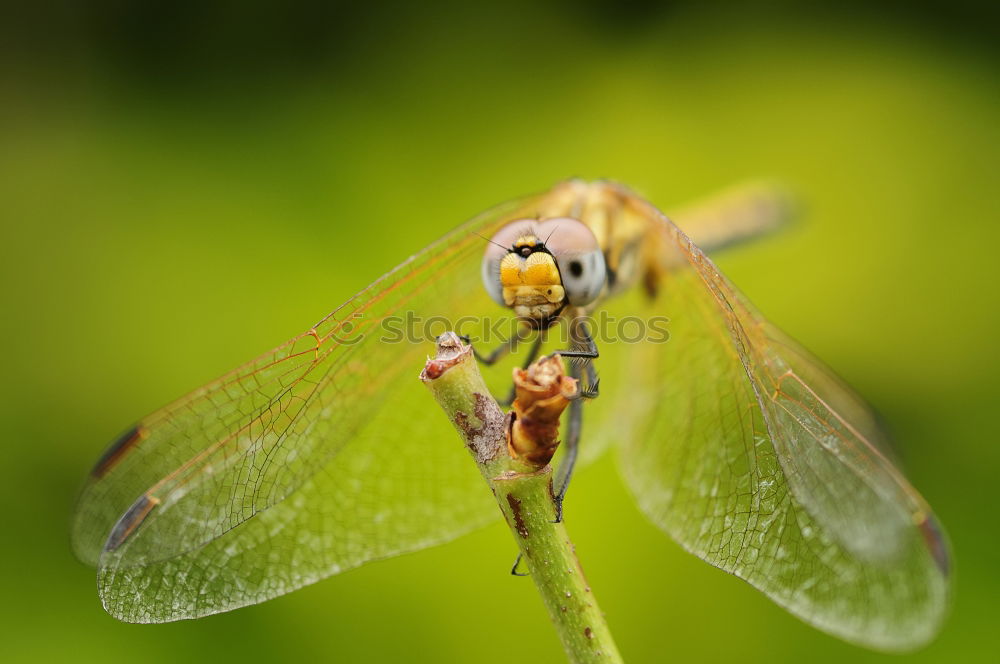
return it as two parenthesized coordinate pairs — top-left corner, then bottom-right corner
(481, 219), (542, 307)
(535, 218), (607, 306)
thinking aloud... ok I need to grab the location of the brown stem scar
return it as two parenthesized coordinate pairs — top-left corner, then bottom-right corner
(507, 494), (529, 539)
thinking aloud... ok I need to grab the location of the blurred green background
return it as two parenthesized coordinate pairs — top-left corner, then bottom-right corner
(2, 1), (997, 662)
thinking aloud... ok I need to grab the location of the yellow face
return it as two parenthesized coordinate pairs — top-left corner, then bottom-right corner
(482, 218), (607, 323)
(498, 235), (567, 320)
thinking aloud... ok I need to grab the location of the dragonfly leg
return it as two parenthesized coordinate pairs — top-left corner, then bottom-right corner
(466, 321), (538, 367)
(558, 317), (599, 399)
(567, 360), (600, 400)
(552, 318), (599, 361)
(551, 353), (603, 524)
(552, 318), (599, 522)
(552, 362), (585, 523)
(510, 552), (529, 577)
(465, 333), (517, 366)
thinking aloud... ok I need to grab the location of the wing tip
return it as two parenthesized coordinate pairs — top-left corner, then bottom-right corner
(917, 512), (951, 577)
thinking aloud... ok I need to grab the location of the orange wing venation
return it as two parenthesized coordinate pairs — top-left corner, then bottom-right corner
(72, 193), (541, 568)
(610, 186), (949, 650)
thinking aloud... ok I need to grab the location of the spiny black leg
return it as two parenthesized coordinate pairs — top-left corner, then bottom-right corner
(552, 317), (599, 360)
(551, 317), (601, 522)
(567, 360), (600, 400)
(552, 361), (585, 523)
(559, 317), (599, 400)
(466, 333), (516, 366)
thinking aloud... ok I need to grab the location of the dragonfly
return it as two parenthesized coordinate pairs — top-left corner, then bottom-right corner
(72, 179), (949, 651)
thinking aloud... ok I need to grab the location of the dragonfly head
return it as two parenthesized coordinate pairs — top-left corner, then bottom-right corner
(482, 218), (607, 323)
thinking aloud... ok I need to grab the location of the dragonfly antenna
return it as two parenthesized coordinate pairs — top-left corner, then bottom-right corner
(544, 225), (560, 245)
(474, 231), (509, 252)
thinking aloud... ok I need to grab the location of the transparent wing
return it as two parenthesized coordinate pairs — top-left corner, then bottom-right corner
(604, 188), (950, 651)
(72, 194), (546, 622)
(669, 180), (796, 254)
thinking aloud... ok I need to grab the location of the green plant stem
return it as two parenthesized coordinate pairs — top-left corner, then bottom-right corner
(491, 468), (621, 663)
(421, 333), (623, 664)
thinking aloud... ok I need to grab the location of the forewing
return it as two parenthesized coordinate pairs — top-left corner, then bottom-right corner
(72, 194), (543, 622)
(611, 191), (949, 651)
